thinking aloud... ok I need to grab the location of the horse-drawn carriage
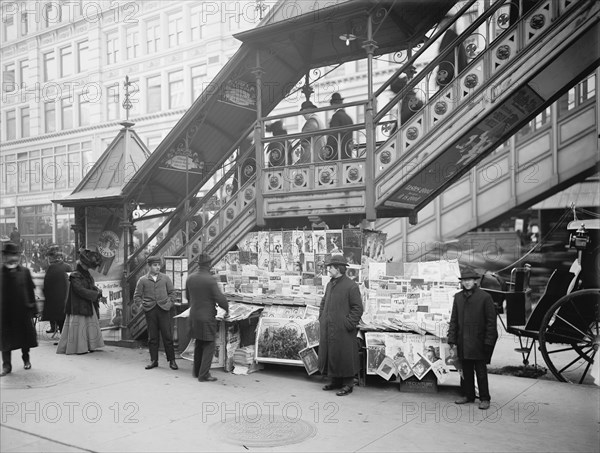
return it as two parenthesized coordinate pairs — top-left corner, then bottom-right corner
(482, 216), (599, 385)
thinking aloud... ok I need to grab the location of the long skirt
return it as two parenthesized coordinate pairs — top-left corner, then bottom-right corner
(56, 314), (105, 355)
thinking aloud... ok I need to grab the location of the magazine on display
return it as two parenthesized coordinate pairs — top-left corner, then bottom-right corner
(299, 347), (319, 375)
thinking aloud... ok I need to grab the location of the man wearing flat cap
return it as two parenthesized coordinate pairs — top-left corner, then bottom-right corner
(1, 242), (37, 376)
(185, 253), (229, 382)
(318, 254), (363, 396)
(326, 92), (354, 160)
(447, 268), (498, 410)
(134, 255), (178, 370)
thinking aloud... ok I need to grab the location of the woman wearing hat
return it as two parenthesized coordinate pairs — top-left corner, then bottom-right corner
(447, 269), (498, 410)
(56, 248), (105, 355)
(1, 242), (38, 376)
(42, 246), (72, 335)
(318, 254), (364, 396)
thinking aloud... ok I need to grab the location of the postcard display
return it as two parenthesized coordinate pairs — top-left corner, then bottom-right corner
(361, 261), (462, 387)
(212, 229), (462, 386)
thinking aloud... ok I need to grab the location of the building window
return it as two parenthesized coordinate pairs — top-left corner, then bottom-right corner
(45, 102), (56, 133)
(6, 109), (16, 140)
(3, 155), (17, 194)
(20, 106), (29, 138)
(3, 10), (15, 41)
(147, 75), (161, 113)
(79, 94), (90, 126)
(44, 2), (61, 27)
(106, 31), (119, 64)
(19, 60), (28, 85)
(61, 99), (73, 130)
(2, 63), (15, 92)
(107, 84), (120, 120)
(579, 73), (596, 103)
(168, 70), (184, 109)
(77, 41), (88, 73)
(168, 13), (183, 47)
(60, 46), (73, 78)
(208, 55), (220, 65)
(190, 7), (203, 40)
(21, 11), (29, 36)
(43, 51), (55, 82)
(146, 18), (161, 53)
(191, 64), (206, 101)
(126, 27), (139, 59)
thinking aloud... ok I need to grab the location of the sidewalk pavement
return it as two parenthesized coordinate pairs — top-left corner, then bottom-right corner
(1, 322), (598, 453)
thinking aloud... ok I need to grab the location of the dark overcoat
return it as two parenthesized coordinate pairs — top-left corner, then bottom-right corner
(0, 264), (38, 352)
(447, 286), (498, 363)
(65, 264), (100, 318)
(186, 268), (229, 341)
(42, 261), (72, 321)
(327, 108), (354, 159)
(318, 274), (364, 377)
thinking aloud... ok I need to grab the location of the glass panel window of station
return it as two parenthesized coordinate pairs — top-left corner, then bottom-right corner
(106, 31), (119, 64)
(168, 13), (183, 48)
(20, 106), (29, 138)
(191, 63), (207, 102)
(44, 101), (56, 133)
(43, 51), (56, 82)
(579, 73), (596, 104)
(190, 6), (203, 41)
(147, 75), (161, 113)
(77, 41), (88, 73)
(107, 84), (120, 120)
(146, 18), (161, 54)
(60, 46), (73, 78)
(126, 27), (139, 59)
(168, 70), (184, 109)
(6, 109), (16, 140)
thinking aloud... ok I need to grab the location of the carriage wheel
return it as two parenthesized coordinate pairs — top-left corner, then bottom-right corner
(538, 289), (600, 384)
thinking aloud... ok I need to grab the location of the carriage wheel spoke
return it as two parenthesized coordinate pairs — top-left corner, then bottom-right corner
(554, 314), (592, 341)
(546, 345), (586, 355)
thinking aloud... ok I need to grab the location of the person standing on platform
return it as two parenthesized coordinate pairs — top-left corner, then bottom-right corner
(1, 242), (38, 376)
(186, 253), (229, 382)
(134, 255), (178, 370)
(447, 269), (498, 410)
(319, 254), (364, 396)
(56, 248), (105, 355)
(42, 246), (72, 336)
(326, 92), (354, 160)
(9, 227), (21, 251)
(296, 100), (326, 164)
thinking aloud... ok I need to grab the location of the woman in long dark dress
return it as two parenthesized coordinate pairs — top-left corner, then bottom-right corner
(56, 249), (105, 355)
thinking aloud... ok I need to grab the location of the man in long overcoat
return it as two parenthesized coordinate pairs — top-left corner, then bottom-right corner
(318, 254), (364, 396)
(447, 269), (498, 410)
(42, 246), (72, 335)
(186, 253), (229, 382)
(1, 242), (38, 376)
(326, 92), (354, 160)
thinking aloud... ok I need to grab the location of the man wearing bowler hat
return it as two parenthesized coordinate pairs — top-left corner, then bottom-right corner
(1, 242), (38, 376)
(447, 268), (498, 410)
(185, 253), (229, 382)
(326, 92), (354, 160)
(296, 100), (326, 164)
(319, 254), (363, 396)
(134, 255), (178, 370)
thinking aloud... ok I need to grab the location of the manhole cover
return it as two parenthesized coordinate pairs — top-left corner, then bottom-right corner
(1, 370), (73, 389)
(213, 414), (317, 447)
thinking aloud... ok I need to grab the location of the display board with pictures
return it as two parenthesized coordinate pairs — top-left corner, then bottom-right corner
(365, 332), (454, 383)
(164, 256), (188, 291)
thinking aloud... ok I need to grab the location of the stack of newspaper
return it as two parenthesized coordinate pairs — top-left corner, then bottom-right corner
(232, 346), (263, 375)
